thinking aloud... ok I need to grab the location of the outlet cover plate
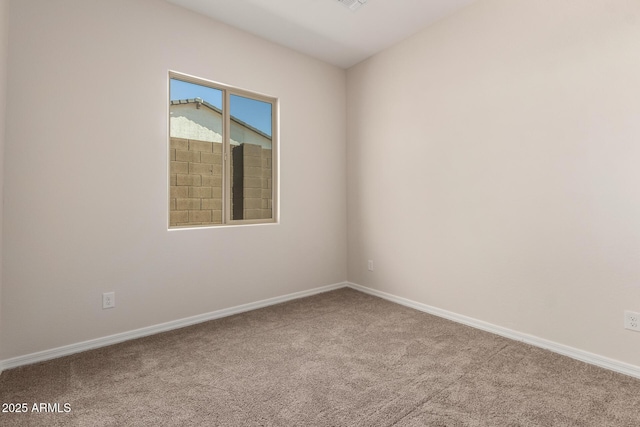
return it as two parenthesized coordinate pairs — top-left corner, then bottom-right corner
(624, 310), (640, 331)
(103, 292), (115, 309)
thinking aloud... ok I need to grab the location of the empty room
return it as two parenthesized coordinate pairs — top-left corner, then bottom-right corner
(1, 0), (639, 425)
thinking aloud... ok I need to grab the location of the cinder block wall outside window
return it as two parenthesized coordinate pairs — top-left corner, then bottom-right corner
(169, 137), (272, 226)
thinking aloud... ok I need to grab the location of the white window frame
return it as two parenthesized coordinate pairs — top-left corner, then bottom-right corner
(168, 71), (278, 228)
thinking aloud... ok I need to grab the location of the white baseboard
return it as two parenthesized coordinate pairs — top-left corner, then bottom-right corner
(346, 282), (640, 380)
(3, 281), (639, 381)
(0, 282), (348, 372)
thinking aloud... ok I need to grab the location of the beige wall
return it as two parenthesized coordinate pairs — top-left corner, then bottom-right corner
(347, 0), (640, 367)
(2, 0), (347, 360)
(4, 0), (639, 373)
(0, 0), (8, 366)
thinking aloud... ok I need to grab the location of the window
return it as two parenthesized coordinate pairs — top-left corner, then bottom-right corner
(169, 72), (277, 228)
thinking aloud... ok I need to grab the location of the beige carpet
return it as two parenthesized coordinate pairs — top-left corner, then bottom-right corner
(1, 288), (639, 426)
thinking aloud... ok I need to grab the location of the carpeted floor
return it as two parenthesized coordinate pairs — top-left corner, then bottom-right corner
(1, 288), (639, 426)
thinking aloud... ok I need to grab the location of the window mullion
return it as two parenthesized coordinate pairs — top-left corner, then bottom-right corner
(223, 90), (231, 224)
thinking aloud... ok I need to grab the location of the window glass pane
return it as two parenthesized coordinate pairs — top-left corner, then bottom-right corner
(230, 94), (273, 221)
(169, 78), (224, 226)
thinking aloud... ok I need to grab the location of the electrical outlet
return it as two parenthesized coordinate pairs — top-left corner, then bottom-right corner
(624, 311), (640, 332)
(103, 292), (115, 309)
(367, 260), (374, 271)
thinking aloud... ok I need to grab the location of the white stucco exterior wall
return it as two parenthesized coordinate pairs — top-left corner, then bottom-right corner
(170, 102), (272, 148)
(170, 103), (223, 143)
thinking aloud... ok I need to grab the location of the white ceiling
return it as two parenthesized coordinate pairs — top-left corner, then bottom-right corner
(165, 0), (477, 69)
